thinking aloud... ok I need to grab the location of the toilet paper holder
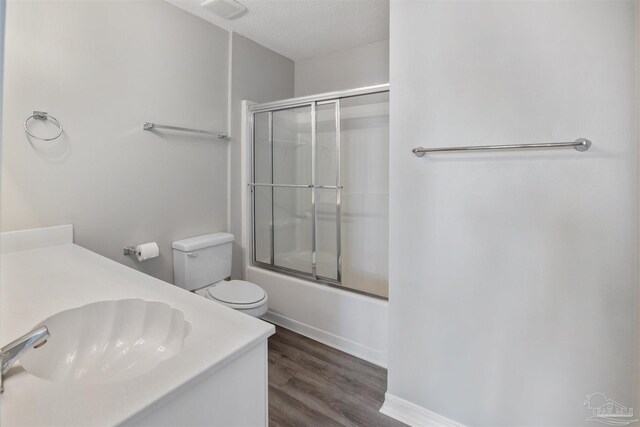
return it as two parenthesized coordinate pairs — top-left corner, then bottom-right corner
(123, 242), (160, 262)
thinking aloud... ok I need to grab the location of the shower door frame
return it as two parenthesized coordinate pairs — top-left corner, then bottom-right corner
(248, 83), (390, 290)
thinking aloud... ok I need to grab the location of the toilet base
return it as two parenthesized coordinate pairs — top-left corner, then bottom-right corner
(235, 303), (268, 318)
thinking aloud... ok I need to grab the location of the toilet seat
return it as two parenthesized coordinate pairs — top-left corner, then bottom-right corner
(206, 280), (267, 309)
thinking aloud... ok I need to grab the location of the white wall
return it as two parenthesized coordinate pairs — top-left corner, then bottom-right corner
(0, 0), (5, 215)
(229, 32), (294, 279)
(2, 0), (229, 283)
(387, 1), (637, 426)
(2, 3), (295, 285)
(294, 39), (389, 97)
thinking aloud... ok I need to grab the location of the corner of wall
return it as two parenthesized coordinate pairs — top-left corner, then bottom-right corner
(227, 31), (295, 280)
(227, 30), (234, 236)
(293, 39), (389, 97)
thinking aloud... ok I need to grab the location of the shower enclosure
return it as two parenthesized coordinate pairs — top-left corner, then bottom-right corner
(249, 84), (389, 298)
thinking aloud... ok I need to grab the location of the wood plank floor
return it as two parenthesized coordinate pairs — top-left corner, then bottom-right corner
(268, 325), (405, 427)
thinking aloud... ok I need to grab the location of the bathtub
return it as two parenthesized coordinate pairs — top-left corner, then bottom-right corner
(246, 264), (388, 367)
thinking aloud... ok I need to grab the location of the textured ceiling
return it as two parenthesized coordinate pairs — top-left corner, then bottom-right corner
(165, 0), (389, 60)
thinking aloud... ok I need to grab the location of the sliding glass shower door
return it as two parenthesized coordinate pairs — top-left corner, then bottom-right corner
(315, 101), (340, 281)
(272, 105), (314, 275)
(252, 100), (341, 284)
(251, 87), (389, 297)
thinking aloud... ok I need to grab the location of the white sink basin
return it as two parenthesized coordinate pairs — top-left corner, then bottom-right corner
(20, 299), (191, 384)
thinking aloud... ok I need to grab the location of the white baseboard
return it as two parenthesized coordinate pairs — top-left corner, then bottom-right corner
(263, 310), (387, 368)
(380, 393), (465, 427)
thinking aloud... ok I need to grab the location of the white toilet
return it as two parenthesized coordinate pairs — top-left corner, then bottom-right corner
(172, 232), (268, 318)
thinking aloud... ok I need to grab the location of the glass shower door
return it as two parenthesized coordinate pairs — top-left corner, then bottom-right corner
(252, 111), (272, 265)
(339, 92), (389, 297)
(251, 101), (342, 285)
(315, 101), (340, 282)
(272, 105), (313, 275)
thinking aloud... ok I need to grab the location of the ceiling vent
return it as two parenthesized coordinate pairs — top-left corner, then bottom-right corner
(200, 0), (247, 20)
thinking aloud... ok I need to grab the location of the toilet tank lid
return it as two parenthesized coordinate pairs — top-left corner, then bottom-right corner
(172, 232), (234, 252)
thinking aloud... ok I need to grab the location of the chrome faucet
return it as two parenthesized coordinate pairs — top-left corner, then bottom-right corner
(1, 326), (49, 393)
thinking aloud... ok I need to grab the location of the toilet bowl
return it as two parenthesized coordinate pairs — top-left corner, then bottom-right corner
(194, 280), (268, 318)
(172, 232), (268, 318)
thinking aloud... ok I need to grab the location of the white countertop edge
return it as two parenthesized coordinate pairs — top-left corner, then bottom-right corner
(1, 224), (73, 254)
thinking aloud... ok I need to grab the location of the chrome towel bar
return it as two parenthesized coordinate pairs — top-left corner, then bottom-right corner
(412, 138), (591, 157)
(248, 183), (343, 189)
(143, 122), (227, 139)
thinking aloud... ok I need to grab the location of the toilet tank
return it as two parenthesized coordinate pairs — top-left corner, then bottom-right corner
(172, 232), (234, 291)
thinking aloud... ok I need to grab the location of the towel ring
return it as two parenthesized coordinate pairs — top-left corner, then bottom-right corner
(24, 111), (63, 141)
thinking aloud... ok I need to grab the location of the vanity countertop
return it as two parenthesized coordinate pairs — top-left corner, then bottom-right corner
(0, 238), (274, 426)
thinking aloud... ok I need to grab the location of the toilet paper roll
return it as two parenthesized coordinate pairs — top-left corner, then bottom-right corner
(136, 242), (159, 262)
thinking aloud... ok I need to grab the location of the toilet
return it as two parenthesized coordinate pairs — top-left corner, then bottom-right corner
(172, 232), (268, 318)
